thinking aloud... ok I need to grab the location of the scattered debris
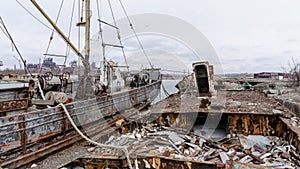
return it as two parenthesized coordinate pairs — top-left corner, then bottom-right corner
(82, 121), (299, 168)
(87, 147), (96, 152)
(30, 164), (38, 168)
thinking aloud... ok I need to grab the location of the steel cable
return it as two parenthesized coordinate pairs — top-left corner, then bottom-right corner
(118, 0), (154, 69)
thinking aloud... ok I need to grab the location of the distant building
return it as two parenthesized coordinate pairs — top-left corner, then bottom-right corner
(27, 58), (60, 72)
(254, 72), (288, 80)
(0, 61), (3, 66)
(254, 72), (272, 78)
(42, 58), (59, 71)
(27, 63), (40, 72)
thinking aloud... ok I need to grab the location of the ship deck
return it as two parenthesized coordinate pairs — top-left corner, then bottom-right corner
(149, 90), (291, 115)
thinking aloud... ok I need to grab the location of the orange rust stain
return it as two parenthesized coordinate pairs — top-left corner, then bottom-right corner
(37, 131), (61, 140)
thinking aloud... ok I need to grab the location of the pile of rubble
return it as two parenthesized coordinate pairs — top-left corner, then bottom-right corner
(87, 123), (299, 168)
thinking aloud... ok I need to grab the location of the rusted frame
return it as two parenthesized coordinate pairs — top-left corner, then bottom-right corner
(0, 99), (28, 113)
(79, 156), (218, 169)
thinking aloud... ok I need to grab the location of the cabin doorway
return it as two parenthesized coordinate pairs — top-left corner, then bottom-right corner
(194, 64), (210, 95)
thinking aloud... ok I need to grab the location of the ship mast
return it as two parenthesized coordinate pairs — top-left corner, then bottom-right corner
(84, 0), (91, 74)
(30, 0), (91, 75)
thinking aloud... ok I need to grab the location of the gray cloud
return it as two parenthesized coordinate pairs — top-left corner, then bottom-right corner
(287, 39), (298, 43)
(252, 57), (272, 62)
(218, 47), (240, 52)
(1, 0), (300, 74)
(282, 50), (294, 54)
(251, 45), (265, 49)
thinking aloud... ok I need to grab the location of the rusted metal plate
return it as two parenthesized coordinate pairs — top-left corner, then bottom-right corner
(280, 117), (300, 151)
(155, 113), (197, 129)
(1, 133), (83, 169)
(0, 106), (63, 153)
(0, 99), (28, 113)
(225, 161), (275, 169)
(25, 107), (62, 143)
(0, 87), (27, 100)
(149, 157), (217, 169)
(227, 114), (282, 136)
(18, 108), (144, 169)
(80, 156), (218, 169)
(0, 115), (21, 152)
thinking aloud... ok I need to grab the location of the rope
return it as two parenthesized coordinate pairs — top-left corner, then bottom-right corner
(16, 0), (53, 30)
(59, 103), (133, 169)
(118, 0), (154, 69)
(36, 78), (52, 108)
(37, 81), (46, 100)
(107, 0), (129, 72)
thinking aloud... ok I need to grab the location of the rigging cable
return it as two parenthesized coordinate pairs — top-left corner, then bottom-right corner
(0, 24), (10, 39)
(96, 0), (105, 52)
(107, 0), (129, 72)
(40, 0), (65, 73)
(64, 0), (77, 66)
(16, 0), (53, 30)
(96, 0), (107, 84)
(0, 17), (32, 76)
(118, 0), (154, 69)
(81, 0), (84, 22)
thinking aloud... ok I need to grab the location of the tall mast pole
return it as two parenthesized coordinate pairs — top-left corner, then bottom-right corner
(85, 0), (91, 75)
(30, 0), (90, 75)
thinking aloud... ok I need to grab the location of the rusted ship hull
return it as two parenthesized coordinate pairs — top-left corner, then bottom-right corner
(0, 80), (161, 168)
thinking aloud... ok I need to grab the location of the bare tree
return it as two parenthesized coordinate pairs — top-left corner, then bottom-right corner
(288, 57), (300, 86)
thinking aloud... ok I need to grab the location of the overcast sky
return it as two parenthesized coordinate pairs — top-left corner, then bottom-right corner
(0, 0), (300, 73)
